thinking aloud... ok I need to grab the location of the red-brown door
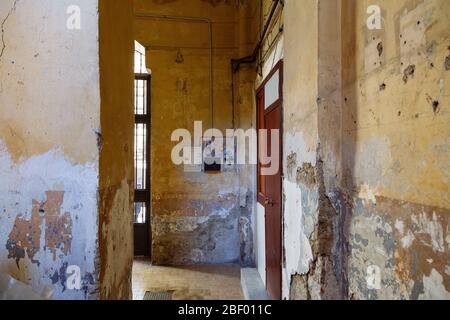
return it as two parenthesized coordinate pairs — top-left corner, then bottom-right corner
(263, 105), (282, 300)
(257, 61), (283, 300)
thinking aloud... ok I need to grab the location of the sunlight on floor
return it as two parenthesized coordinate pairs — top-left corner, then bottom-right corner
(132, 259), (244, 300)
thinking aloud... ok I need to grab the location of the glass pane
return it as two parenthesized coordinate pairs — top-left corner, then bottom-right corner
(134, 41), (149, 74)
(144, 80), (148, 114)
(135, 123), (147, 190)
(134, 79), (137, 114)
(134, 51), (142, 74)
(134, 202), (146, 224)
(135, 79), (147, 115)
(264, 70), (279, 109)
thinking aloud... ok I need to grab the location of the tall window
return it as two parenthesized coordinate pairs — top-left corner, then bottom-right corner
(135, 41), (148, 74)
(134, 41), (151, 225)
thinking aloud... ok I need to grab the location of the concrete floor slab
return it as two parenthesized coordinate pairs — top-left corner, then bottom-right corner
(132, 259), (244, 300)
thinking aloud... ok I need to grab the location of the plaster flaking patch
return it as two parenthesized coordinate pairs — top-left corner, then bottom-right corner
(284, 132), (317, 180)
(0, 140), (98, 299)
(411, 212), (445, 253)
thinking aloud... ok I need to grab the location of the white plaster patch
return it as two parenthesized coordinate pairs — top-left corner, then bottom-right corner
(358, 184), (378, 205)
(284, 132), (317, 171)
(366, 265), (382, 290)
(411, 212), (445, 253)
(395, 219), (405, 234)
(284, 180), (313, 277)
(401, 230), (415, 249)
(0, 140), (98, 299)
(419, 269), (450, 300)
(255, 203), (266, 287)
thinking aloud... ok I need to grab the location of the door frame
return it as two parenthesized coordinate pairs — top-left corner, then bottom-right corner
(256, 60), (283, 299)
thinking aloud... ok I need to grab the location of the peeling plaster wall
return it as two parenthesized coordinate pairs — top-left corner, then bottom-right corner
(282, 0), (450, 300)
(98, 0), (134, 299)
(0, 0), (134, 300)
(282, 0), (321, 300)
(249, 0), (285, 286)
(134, 0), (255, 265)
(342, 0), (450, 300)
(0, 0), (100, 299)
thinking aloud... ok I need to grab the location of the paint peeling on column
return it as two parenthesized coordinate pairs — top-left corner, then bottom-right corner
(98, 179), (133, 300)
(349, 195), (450, 300)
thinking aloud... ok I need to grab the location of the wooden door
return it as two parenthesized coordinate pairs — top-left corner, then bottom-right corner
(264, 105), (282, 300)
(257, 61), (283, 300)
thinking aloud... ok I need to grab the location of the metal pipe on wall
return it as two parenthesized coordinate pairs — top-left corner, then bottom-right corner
(230, 0), (283, 129)
(231, 0), (282, 73)
(135, 13), (215, 128)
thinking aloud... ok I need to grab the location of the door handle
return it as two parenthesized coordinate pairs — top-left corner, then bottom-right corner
(265, 198), (274, 207)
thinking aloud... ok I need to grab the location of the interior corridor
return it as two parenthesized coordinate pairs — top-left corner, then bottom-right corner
(0, 0), (449, 301)
(132, 259), (243, 300)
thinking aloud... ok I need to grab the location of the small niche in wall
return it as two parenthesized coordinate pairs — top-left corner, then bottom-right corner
(203, 136), (222, 172)
(182, 136), (236, 173)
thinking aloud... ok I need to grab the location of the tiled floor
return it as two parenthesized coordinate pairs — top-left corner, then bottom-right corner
(132, 259), (244, 300)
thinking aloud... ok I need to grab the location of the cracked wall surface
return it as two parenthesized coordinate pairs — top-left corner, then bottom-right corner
(282, 0), (450, 300)
(1, 0), (135, 300)
(342, 0), (450, 300)
(0, 0), (19, 61)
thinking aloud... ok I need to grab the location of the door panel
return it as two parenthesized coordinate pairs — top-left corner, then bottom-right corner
(264, 105), (282, 300)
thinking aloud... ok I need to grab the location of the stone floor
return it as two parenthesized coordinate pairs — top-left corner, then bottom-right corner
(132, 258), (244, 300)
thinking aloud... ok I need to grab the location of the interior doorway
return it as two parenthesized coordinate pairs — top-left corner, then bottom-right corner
(257, 61), (283, 300)
(133, 41), (152, 257)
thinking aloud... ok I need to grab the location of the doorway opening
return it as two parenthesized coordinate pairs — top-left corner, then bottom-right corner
(256, 60), (283, 300)
(133, 41), (151, 257)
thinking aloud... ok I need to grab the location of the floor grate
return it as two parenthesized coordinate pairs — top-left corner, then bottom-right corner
(143, 291), (174, 300)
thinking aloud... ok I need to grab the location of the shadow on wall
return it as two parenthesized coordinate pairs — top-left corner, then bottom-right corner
(314, 0), (359, 300)
(328, 0), (450, 300)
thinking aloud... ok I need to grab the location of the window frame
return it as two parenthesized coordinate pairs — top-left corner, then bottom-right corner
(134, 73), (151, 225)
